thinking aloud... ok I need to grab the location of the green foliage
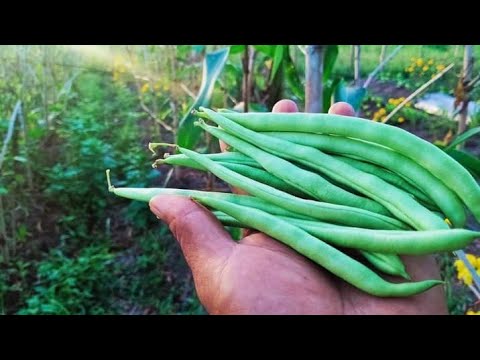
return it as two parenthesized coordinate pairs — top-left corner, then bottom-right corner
(18, 245), (115, 315)
(177, 48), (230, 149)
(45, 73), (150, 243)
(445, 126), (480, 151)
(333, 79), (367, 112)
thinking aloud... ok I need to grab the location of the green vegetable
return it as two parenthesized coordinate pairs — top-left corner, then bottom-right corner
(211, 211), (478, 255)
(263, 131), (464, 228)
(195, 196), (442, 297)
(177, 147), (408, 230)
(218, 111), (479, 224)
(197, 108), (447, 230)
(196, 121), (391, 216)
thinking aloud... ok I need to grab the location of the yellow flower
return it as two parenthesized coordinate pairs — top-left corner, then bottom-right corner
(140, 83), (150, 94)
(457, 269), (473, 285)
(397, 117), (405, 124)
(378, 108), (387, 115)
(436, 64), (446, 71)
(407, 66), (414, 73)
(428, 59), (434, 65)
(454, 254), (480, 286)
(380, 115), (386, 121)
(416, 58), (424, 67)
(422, 66), (429, 72)
(466, 310), (480, 315)
(388, 98), (395, 105)
(455, 254), (478, 270)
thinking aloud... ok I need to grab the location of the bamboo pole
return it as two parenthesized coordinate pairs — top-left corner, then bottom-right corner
(382, 63), (454, 123)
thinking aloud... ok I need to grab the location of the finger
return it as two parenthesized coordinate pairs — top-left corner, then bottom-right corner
(328, 102), (355, 116)
(272, 99), (298, 113)
(149, 195), (235, 273)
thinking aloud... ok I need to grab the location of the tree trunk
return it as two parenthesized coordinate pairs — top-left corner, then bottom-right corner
(457, 45), (473, 140)
(305, 45), (325, 113)
(354, 45), (361, 86)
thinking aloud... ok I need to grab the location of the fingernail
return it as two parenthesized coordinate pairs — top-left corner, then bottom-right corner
(149, 197), (163, 217)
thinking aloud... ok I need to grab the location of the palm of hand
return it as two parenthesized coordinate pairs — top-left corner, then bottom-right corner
(201, 232), (446, 315)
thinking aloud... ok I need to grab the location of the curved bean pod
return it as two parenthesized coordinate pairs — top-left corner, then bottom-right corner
(158, 156), (308, 197)
(196, 121), (391, 216)
(196, 196), (442, 297)
(217, 110), (480, 223)
(263, 132), (464, 226)
(213, 210), (409, 279)
(161, 152), (260, 168)
(211, 211), (478, 254)
(358, 251), (410, 280)
(332, 155), (437, 208)
(177, 148), (408, 230)
(198, 108), (446, 230)
(106, 184), (314, 220)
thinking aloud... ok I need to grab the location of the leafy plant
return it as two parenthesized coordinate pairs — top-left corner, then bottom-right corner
(176, 48), (229, 149)
(18, 245), (115, 315)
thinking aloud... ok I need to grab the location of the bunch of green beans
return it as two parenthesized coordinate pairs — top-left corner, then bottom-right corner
(106, 107), (480, 298)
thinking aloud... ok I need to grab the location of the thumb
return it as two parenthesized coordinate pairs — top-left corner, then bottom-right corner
(149, 195), (235, 276)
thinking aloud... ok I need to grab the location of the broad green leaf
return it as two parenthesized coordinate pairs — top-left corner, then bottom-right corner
(13, 156), (27, 163)
(323, 78), (341, 113)
(446, 148), (480, 179)
(229, 45), (246, 54)
(270, 45), (285, 83)
(333, 80), (367, 112)
(253, 45), (276, 57)
(285, 50), (304, 102)
(176, 47), (229, 149)
(444, 126), (480, 151)
(437, 144), (480, 179)
(323, 45), (338, 83)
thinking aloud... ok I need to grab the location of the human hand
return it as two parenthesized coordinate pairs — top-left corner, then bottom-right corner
(149, 100), (448, 314)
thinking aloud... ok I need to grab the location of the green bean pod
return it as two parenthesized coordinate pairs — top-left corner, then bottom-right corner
(106, 182), (314, 220)
(211, 211), (478, 255)
(218, 110), (480, 223)
(332, 155), (436, 208)
(198, 108), (446, 230)
(196, 121), (391, 216)
(196, 196), (442, 297)
(263, 131), (463, 227)
(177, 147), (408, 230)
(162, 152), (260, 168)
(158, 156), (308, 197)
(358, 251), (410, 280)
(212, 210), (409, 279)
